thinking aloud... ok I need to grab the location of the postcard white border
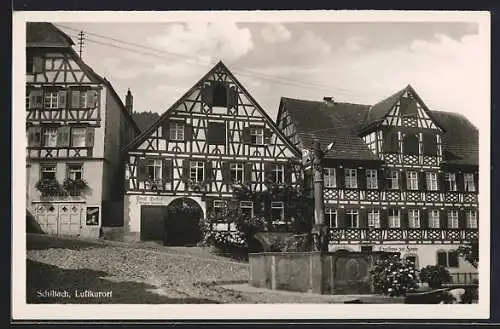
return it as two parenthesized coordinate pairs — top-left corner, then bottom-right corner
(12, 10), (491, 320)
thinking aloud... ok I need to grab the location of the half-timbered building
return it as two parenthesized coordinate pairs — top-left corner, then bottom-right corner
(277, 85), (479, 275)
(122, 61), (301, 243)
(25, 22), (140, 238)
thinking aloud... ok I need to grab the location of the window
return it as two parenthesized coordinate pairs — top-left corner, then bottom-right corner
(406, 171), (419, 190)
(71, 90), (96, 109)
(426, 172), (438, 191)
(207, 122), (226, 145)
(250, 127), (264, 145)
(437, 251), (459, 268)
(40, 164), (56, 180)
(423, 133), (438, 156)
(43, 128), (58, 147)
(67, 164), (83, 180)
(448, 210), (459, 228)
(429, 210), (440, 228)
(389, 170), (399, 189)
(466, 210), (478, 228)
(346, 209), (359, 228)
(445, 172), (457, 191)
(388, 209), (400, 228)
(273, 164), (285, 184)
(213, 200), (226, 215)
(169, 122), (185, 141)
(323, 168), (336, 188)
(368, 210), (380, 228)
(44, 92), (59, 109)
(408, 209), (420, 228)
(464, 173), (476, 192)
(71, 128), (87, 147)
(239, 201), (253, 218)
(326, 208), (337, 228)
(271, 202), (285, 223)
(230, 163), (244, 183)
(366, 169), (378, 189)
(345, 169), (357, 188)
(189, 161), (205, 182)
(147, 159), (162, 181)
(213, 83), (228, 107)
(402, 134), (419, 155)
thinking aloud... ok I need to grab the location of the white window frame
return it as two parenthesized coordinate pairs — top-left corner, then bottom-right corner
(345, 169), (358, 189)
(366, 169), (378, 189)
(273, 164), (285, 184)
(271, 201), (285, 223)
(406, 171), (419, 190)
(169, 122), (185, 141)
(408, 209), (420, 228)
(67, 163), (83, 180)
(43, 127), (58, 147)
(446, 172), (457, 191)
(464, 173), (476, 192)
(71, 127), (87, 147)
(466, 210), (478, 229)
(390, 170), (399, 189)
(448, 210), (459, 228)
(44, 92), (59, 109)
(429, 210), (440, 228)
(388, 209), (400, 228)
(189, 161), (205, 182)
(250, 127), (264, 145)
(367, 210), (380, 228)
(40, 164), (56, 180)
(426, 172), (438, 191)
(323, 168), (336, 188)
(213, 200), (226, 216)
(239, 201), (254, 218)
(346, 209), (359, 228)
(230, 163), (244, 183)
(147, 159), (162, 181)
(326, 208), (337, 228)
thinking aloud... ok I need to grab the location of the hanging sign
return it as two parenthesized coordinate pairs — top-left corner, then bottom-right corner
(86, 207), (99, 226)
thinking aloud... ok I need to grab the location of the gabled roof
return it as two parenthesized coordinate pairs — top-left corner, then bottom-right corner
(123, 61), (301, 157)
(26, 22), (74, 48)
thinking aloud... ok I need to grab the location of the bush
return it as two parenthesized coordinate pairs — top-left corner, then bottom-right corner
(204, 231), (249, 260)
(419, 265), (452, 289)
(35, 178), (63, 196)
(370, 255), (419, 297)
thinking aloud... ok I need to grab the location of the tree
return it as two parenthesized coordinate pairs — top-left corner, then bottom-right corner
(457, 242), (479, 269)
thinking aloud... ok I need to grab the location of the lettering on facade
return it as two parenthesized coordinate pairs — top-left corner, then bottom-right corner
(137, 196), (167, 204)
(375, 245), (419, 253)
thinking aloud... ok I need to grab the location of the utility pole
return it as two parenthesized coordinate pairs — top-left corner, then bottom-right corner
(77, 31), (85, 58)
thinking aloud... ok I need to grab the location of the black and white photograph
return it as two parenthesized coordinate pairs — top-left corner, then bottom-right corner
(12, 10), (490, 320)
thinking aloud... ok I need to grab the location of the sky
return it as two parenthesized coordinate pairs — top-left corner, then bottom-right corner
(58, 18), (488, 128)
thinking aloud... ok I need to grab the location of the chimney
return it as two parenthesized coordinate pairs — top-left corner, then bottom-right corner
(323, 96), (335, 106)
(125, 89), (133, 114)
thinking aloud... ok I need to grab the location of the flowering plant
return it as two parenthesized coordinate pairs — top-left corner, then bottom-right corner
(370, 255), (419, 296)
(62, 178), (89, 194)
(187, 179), (207, 191)
(35, 178), (64, 196)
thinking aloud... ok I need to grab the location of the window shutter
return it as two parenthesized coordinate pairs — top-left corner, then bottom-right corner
(161, 120), (170, 141)
(228, 87), (238, 109)
(184, 124), (193, 141)
(357, 169), (366, 189)
(57, 90), (67, 108)
(421, 209), (429, 228)
(244, 163), (253, 183)
(30, 89), (43, 108)
(419, 171), (426, 191)
(222, 162), (231, 184)
(137, 158), (147, 180)
(33, 57), (44, 73)
(202, 84), (214, 106)
(438, 172), (447, 192)
(71, 90), (81, 108)
(263, 128), (272, 144)
(205, 161), (213, 183)
(242, 127), (251, 144)
(456, 172), (464, 192)
(336, 208), (345, 228)
(32, 126), (42, 147)
(401, 208), (409, 228)
(162, 159), (173, 183)
(264, 162), (273, 181)
(284, 164), (292, 184)
(359, 208), (367, 228)
(400, 171), (407, 191)
(384, 169), (392, 189)
(86, 90), (97, 108)
(181, 159), (190, 183)
(474, 172), (479, 191)
(85, 127), (95, 147)
(377, 169), (384, 190)
(57, 126), (70, 147)
(380, 208), (388, 228)
(336, 167), (344, 188)
(458, 210), (466, 229)
(440, 210), (448, 229)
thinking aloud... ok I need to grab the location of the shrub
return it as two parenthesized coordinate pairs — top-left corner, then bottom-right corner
(35, 178), (63, 196)
(419, 265), (452, 289)
(370, 255), (419, 297)
(204, 231), (249, 260)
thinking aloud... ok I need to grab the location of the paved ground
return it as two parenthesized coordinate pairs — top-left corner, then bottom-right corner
(27, 234), (390, 304)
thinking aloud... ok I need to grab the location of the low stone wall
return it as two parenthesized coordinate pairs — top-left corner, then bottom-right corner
(249, 251), (396, 295)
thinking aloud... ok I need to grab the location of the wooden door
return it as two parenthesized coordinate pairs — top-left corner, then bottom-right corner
(58, 204), (83, 236)
(140, 206), (167, 241)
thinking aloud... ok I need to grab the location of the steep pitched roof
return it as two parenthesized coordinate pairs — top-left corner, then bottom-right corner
(124, 61), (300, 157)
(26, 22), (74, 48)
(364, 87), (407, 127)
(280, 97), (379, 161)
